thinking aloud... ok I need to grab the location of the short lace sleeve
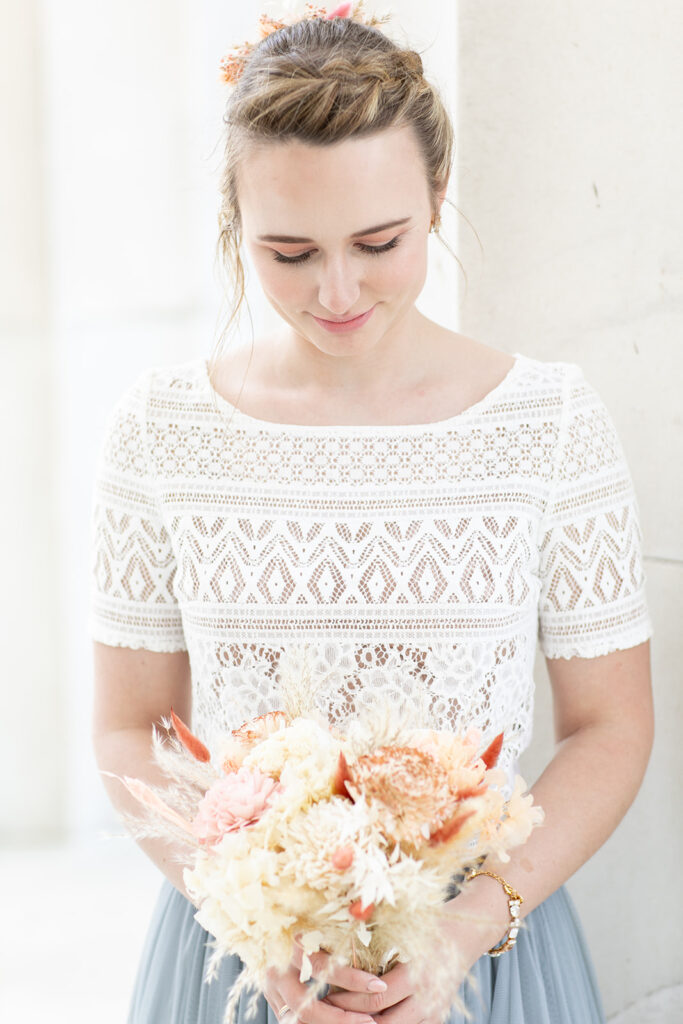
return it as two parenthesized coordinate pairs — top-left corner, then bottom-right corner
(88, 366), (187, 652)
(537, 364), (654, 660)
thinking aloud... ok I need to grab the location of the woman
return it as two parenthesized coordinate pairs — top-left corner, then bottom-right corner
(90, 6), (654, 1023)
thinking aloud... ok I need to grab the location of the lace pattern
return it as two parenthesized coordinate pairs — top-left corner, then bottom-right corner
(88, 353), (653, 794)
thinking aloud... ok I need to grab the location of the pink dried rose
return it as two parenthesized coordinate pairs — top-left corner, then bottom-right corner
(193, 766), (281, 844)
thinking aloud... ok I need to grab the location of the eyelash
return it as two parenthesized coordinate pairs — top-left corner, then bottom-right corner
(272, 235), (402, 265)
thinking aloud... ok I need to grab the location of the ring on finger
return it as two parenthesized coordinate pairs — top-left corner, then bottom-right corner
(277, 1004), (292, 1021)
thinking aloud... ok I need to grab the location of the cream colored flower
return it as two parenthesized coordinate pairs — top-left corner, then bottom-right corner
(281, 796), (395, 909)
(481, 774), (545, 862)
(216, 711), (290, 772)
(243, 717), (343, 805)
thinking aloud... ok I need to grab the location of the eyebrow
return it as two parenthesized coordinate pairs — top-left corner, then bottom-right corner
(257, 217), (412, 244)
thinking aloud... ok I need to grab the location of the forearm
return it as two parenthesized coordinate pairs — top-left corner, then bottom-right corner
(446, 716), (654, 956)
(93, 726), (198, 906)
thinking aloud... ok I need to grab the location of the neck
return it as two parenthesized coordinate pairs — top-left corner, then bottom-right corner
(270, 306), (438, 396)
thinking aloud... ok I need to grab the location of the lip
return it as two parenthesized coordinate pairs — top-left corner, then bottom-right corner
(312, 305), (375, 333)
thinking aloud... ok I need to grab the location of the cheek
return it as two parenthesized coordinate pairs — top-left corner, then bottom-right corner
(256, 259), (306, 302)
(379, 243), (426, 292)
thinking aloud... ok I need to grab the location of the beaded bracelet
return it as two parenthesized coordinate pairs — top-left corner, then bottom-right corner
(464, 868), (524, 956)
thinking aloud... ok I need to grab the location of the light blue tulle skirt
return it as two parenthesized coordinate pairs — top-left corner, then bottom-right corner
(127, 877), (606, 1023)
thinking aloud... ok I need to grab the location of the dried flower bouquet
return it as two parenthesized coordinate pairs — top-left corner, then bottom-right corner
(106, 647), (543, 1024)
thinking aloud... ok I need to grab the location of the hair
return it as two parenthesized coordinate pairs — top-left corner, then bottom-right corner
(208, 12), (460, 406)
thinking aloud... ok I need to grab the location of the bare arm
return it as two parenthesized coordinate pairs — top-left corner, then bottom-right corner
(324, 640), (654, 1021)
(444, 639), (655, 954)
(91, 640), (197, 904)
(92, 641), (385, 1024)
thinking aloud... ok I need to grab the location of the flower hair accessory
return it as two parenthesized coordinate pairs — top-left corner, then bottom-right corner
(218, 1), (392, 85)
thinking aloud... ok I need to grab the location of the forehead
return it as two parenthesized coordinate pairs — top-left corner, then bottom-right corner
(237, 125), (430, 231)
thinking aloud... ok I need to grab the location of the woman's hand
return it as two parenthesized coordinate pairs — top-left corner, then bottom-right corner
(263, 882), (502, 1024)
(319, 894), (499, 1024)
(320, 958), (451, 1024)
(263, 938), (388, 1024)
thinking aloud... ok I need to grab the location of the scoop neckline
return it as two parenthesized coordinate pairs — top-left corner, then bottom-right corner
(202, 352), (526, 433)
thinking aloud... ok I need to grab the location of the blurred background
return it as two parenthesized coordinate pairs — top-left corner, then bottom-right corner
(1, 1), (681, 1020)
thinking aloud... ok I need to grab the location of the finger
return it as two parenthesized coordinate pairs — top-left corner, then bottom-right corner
(365, 990), (452, 1024)
(263, 978), (298, 1023)
(355, 994), (426, 1024)
(324, 988), (393, 1016)
(322, 963), (412, 1014)
(293, 946), (388, 995)
(278, 968), (376, 1024)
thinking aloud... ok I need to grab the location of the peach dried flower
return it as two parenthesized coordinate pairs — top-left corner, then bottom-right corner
(348, 746), (454, 845)
(232, 711), (289, 749)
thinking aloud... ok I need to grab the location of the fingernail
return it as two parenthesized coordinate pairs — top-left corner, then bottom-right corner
(367, 978), (387, 992)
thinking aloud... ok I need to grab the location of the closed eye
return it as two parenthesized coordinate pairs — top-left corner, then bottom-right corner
(272, 235), (402, 265)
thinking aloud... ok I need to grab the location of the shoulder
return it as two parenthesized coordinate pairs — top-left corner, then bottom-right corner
(510, 353), (621, 434)
(99, 358), (210, 461)
(115, 357), (210, 417)
(449, 332), (589, 412)
(506, 353), (621, 458)
(439, 330), (582, 387)
(515, 352), (587, 408)
(144, 356), (208, 397)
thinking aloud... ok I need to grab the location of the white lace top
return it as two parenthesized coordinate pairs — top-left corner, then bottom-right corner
(88, 352), (653, 794)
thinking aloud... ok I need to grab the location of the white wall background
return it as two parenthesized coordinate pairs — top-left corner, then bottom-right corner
(0, 1), (680, 1020)
(454, 3), (683, 1017)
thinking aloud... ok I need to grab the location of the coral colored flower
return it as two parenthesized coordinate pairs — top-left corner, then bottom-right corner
(193, 766), (281, 844)
(349, 898), (374, 920)
(327, 2), (352, 18)
(331, 845), (354, 869)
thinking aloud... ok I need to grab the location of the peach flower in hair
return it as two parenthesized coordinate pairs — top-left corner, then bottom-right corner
(327, 2), (353, 15)
(218, 2), (391, 85)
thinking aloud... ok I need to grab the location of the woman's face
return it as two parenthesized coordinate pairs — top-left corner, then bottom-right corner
(237, 124), (437, 359)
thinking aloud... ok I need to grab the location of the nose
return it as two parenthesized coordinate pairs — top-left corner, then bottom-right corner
(316, 254), (361, 317)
